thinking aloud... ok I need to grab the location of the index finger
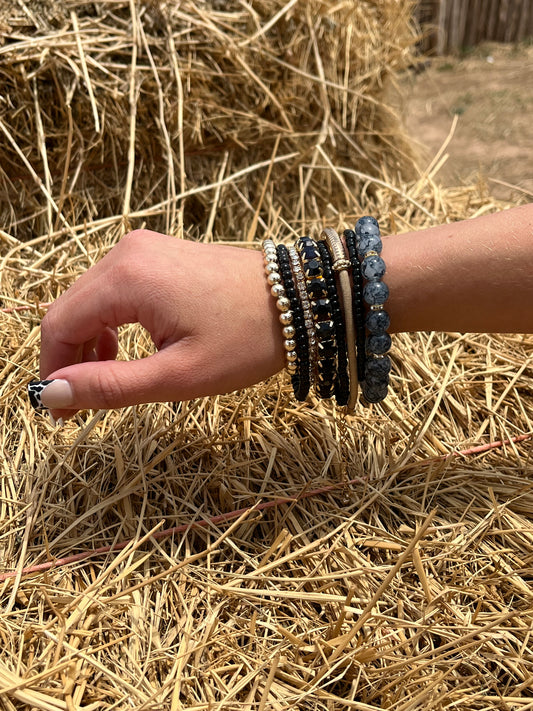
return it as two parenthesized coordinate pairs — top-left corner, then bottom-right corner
(39, 250), (138, 379)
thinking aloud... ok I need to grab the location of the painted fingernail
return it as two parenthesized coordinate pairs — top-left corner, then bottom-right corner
(28, 379), (74, 410)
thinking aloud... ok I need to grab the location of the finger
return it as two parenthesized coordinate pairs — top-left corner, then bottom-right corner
(95, 327), (119, 362)
(39, 249), (143, 379)
(29, 343), (203, 414)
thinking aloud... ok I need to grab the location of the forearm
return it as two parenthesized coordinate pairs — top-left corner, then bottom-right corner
(384, 203), (533, 333)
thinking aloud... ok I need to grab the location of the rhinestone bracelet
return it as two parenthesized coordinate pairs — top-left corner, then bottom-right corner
(288, 246), (317, 389)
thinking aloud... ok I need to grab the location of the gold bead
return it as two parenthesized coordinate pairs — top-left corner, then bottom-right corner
(267, 272), (281, 285)
(279, 311), (293, 325)
(265, 262), (278, 275)
(286, 350), (298, 362)
(282, 325), (295, 339)
(271, 283), (285, 298)
(277, 296), (291, 312)
(284, 339), (296, 351)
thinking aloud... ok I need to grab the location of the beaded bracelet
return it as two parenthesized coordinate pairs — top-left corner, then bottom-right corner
(343, 229), (367, 384)
(288, 246), (317, 388)
(316, 234), (350, 407)
(262, 239), (298, 376)
(296, 236), (337, 399)
(276, 244), (311, 401)
(354, 217), (392, 404)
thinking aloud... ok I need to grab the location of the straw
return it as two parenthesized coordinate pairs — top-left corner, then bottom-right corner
(1, 1), (532, 709)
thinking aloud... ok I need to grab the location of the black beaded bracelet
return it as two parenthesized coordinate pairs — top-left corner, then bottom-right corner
(276, 244), (311, 401)
(296, 236), (337, 399)
(354, 217), (392, 404)
(344, 229), (367, 383)
(316, 239), (350, 406)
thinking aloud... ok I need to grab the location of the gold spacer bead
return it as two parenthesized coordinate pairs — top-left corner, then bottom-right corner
(286, 350), (298, 362)
(267, 272), (281, 286)
(332, 258), (352, 271)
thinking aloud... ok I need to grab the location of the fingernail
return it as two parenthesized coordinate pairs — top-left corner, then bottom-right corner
(28, 379), (74, 410)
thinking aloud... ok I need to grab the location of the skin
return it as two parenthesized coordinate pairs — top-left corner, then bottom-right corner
(39, 203), (533, 420)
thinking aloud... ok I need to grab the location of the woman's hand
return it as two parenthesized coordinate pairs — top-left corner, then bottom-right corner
(30, 230), (286, 420)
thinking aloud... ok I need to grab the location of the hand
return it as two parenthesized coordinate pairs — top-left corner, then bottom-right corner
(31, 230), (286, 420)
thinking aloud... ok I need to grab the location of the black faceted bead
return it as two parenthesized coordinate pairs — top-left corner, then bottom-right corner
(315, 320), (335, 338)
(318, 339), (336, 358)
(307, 278), (328, 299)
(311, 298), (331, 320)
(303, 258), (322, 278)
(301, 245), (319, 261)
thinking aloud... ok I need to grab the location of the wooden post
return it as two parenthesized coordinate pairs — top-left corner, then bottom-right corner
(437, 0), (448, 54)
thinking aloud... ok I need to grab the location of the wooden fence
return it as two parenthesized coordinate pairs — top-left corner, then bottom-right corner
(416, 0), (533, 53)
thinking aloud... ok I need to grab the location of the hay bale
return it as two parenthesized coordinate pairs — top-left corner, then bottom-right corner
(1, 0), (418, 239)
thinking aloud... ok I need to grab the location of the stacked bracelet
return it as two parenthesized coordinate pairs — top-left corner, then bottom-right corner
(296, 236), (337, 399)
(355, 217), (392, 404)
(262, 239), (298, 376)
(276, 244), (311, 401)
(262, 217), (391, 408)
(316, 233), (350, 406)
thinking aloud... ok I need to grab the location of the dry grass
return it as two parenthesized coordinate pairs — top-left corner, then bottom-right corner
(1, 2), (533, 710)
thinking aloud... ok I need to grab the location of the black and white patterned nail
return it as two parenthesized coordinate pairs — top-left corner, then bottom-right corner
(28, 379), (55, 410)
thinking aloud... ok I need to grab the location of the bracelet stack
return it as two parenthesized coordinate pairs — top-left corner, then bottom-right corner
(262, 215), (392, 408)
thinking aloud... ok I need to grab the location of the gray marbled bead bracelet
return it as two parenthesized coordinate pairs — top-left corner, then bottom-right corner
(355, 216), (392, 404)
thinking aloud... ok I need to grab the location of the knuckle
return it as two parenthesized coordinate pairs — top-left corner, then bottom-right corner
(41, 301), (64, 343)
(93, 367), (124, 409)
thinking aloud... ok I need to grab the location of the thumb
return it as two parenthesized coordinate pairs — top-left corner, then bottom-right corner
(28, 347), (198, 417)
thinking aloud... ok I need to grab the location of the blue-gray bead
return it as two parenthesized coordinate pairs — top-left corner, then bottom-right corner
(366, 309), (391, 333)
(362, 255), (386, 280)
(364, 373), (390, 389)
(363, 280), (389, 305)
(355, 217), (379, 236)
(357, 233), (382, 258)
(365, 355), (392, 377)
(367, 332), (392, 355)
(362, 381), (388, 403)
